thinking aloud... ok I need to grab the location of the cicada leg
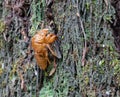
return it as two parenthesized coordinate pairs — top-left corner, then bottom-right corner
(44, 50), (51, 65)
(46, 44), (57, 57)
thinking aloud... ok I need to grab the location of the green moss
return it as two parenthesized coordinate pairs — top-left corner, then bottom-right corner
(30, 1), (45, 35)
(0, 20), (5, 34)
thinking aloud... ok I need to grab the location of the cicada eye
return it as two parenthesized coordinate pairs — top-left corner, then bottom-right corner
(50, 34), (53, 37)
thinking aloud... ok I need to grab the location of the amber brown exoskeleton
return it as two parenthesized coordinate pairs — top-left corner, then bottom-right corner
(31, 29), (60, 75)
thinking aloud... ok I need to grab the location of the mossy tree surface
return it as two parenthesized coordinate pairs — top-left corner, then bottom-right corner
(0, 0), (120, 97)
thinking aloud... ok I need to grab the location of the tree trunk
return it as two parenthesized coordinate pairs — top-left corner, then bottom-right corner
(0, 0), (120, 97)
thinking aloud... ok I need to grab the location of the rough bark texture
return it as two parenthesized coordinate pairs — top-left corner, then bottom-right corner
(111, 0), (120, 54)
(0, 0), (120, 97)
